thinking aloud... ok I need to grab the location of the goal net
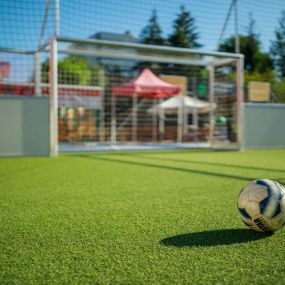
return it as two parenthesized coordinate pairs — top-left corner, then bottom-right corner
(46, 38), (243, 153)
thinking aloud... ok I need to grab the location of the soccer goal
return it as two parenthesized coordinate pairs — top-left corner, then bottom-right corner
(46, 37), (243, 154)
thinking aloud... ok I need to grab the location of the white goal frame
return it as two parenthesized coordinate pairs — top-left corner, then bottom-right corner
(48, 36), (244, 156)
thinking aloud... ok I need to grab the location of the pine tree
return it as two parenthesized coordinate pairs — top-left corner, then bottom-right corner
(140, 10), (165, 45)
(270, 10), (285, 79)
(219, 14), (272, 73)
(168, 5), (202, 48)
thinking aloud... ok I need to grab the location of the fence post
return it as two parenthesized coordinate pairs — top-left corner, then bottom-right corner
(34, 52), (41, 96)
(54, 0), (60, 37)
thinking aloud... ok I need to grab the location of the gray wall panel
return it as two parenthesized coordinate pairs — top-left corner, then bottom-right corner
(0, 96), (50, 156)
(243, 103), (285, 149)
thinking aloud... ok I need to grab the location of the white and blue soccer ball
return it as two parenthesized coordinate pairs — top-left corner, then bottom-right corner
(237, 179), (285, 233)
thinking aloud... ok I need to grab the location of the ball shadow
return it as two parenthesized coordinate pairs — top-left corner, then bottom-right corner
(160, 229), (272, 248)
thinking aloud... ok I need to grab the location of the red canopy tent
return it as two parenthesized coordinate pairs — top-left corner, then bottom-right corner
(112, 68), (180, 98)
(112, 68), (180, 142)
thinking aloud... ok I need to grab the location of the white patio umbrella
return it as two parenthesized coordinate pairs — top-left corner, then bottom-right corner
(147, 95), (216, 142)
(147, 95), (216, 114)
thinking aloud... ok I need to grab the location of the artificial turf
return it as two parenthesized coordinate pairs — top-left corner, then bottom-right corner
(1, 149), (285, 284)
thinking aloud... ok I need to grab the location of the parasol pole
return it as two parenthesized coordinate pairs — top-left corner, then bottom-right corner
(183, 94), (188, 137)
(159, 97), (164, 141)
(152, 99), (157, 141)
(177, 95), (183, 143)
(192, 77), (198, 141)
(132, 92), (138, 142)
(111, 91), (116, 145)
(99, 69), (106, 143)
(208, 64), (215, 146)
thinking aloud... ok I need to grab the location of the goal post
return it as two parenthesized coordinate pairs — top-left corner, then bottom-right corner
(49, 36), (58, 157)
(236, 55), (245, 150)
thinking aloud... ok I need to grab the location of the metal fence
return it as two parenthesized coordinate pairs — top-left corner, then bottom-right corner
(0, 37), (243, 155)
(0, 0), (248, 155)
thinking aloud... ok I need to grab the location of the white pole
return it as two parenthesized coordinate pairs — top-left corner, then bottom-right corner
(234, 0), (242, 148)
(152, 101), (157, 141)
(35, 0), (51, 97)
(34, 52), (41, 96)
(216, 0), (235, 50)
(192, 77), (198, 140)
(99, 87), (105, 143)
(54, 0), (60, 37)
(234, 0), (240, 53)
(111, 92), (116, 145)
(99, 69), (105, 143)
(236, 55), (244, 149)
(39, 0), (51, 46)
(193, 105), (198, 129)
(132, 93), (138, 142)
(177, 96), (183, 143)
(49, 36), (58, 157)
(183, 95), (188, 136)
(158, 97), (164, 141)
(208, 64), (215, 147)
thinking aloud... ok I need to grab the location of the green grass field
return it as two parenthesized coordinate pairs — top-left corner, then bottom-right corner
(1, 149), (285, 284)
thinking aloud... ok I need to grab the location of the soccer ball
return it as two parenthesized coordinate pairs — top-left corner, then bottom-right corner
(237, 179), (285, 233)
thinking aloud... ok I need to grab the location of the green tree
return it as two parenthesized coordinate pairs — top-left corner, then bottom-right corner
(140, 9), (165, 45)
(89, 62), (107, 87)
(270, 10), (285, 79)
(168, 5), (202, 48)
(219, 15), (273, 73)
(272, 80), (285, 103)
(41, 56), (92, 85)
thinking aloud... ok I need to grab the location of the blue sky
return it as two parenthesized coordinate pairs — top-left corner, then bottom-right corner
(60, 0), (284, 51)
(0, 0), (284, 51)
(0, 0), (284, 82)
